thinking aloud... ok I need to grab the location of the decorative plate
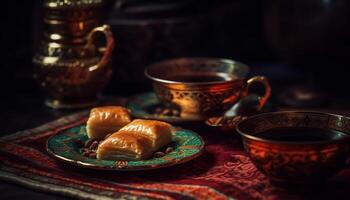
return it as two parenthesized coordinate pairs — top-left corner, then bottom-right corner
(126, 92), (274, 124)
(47, 125), (204, 171)
(126, 92), (199, 123)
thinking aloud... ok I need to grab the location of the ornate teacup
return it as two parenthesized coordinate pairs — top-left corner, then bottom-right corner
(236, 111), (350, 184)
(145, 58), (271, 120)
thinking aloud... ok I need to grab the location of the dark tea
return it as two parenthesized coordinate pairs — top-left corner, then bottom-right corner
(256, 127), (348, 142)
(166, 73), (237, 83)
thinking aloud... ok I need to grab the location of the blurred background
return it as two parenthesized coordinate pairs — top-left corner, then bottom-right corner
(1, 0), (350, 111)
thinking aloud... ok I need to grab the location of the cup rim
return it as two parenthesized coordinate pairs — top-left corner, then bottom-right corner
(236, 111), (350, 145)
(144, 57), (250, 85)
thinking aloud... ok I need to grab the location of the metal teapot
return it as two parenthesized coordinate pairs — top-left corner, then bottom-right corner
(33, 0), (115, 109)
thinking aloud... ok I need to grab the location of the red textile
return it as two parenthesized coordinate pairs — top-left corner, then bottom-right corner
(1, 112), (350, 200)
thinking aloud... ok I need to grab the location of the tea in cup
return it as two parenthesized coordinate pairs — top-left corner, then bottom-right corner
(145, 58), (271, 120)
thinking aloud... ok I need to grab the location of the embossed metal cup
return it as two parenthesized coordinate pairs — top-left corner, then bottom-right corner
(145, 58), (271, 120)
(236, 111), (350, 184)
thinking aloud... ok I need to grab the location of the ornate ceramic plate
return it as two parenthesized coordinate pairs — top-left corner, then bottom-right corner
(47, 125), (204, 171)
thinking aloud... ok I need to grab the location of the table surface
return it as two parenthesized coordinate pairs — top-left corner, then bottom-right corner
(2, 65), (350, 199)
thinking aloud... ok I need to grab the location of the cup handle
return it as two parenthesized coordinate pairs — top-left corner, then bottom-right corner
(85, 24), (115, 71)
(244, 76), (271, 111)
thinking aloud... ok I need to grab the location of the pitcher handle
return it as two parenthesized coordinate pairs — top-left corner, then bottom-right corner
(85, 24), (115, 71)
(243, 76), (271, 111)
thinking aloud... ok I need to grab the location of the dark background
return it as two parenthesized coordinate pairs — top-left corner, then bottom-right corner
(0, 0), (275, 97)
(1, 0), (350, 133)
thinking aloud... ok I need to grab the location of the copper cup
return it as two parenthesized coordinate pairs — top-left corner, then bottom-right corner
(236, 111), (350, 184)
(145, 58), (271, 120)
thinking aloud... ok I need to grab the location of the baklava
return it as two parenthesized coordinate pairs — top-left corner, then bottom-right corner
(97, 119), (172, 160)
(86, 106), (132, 140)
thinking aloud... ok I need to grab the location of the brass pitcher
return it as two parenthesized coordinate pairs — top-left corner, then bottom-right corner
(33, 0), (115, 109)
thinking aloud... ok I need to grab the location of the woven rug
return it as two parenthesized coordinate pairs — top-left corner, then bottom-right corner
(1, 111), (350, 200)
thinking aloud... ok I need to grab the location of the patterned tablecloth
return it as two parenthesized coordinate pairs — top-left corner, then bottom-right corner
(1, 111), (350, 200)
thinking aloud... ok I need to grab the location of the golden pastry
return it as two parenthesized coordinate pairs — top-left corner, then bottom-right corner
(117, 119), (172, 151)
(86, 106), (132, 140)
(97, 119), (172, 161)
(96, 132), (153, 160)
